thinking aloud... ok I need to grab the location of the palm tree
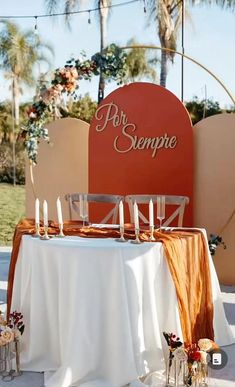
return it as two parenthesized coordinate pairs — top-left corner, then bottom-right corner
(45, 0), (112, 103)
(0, 102), (12, 143)
(148, 0), (235, 88)
(0, 20), (53, 127)
(0, 20), (53, 185)
(147, 0), (183, 87)
(121, 39), (158, 83)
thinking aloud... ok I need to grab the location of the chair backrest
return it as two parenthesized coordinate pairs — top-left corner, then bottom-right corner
(125, 194), (189, 227)
(64, 193), (124, 224)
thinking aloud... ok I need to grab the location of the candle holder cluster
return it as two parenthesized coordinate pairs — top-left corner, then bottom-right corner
(115, 226), (127, 242)
(115, 199), (161, 244)
(33, 197), (65, 240)
(131, 228), (142, 244)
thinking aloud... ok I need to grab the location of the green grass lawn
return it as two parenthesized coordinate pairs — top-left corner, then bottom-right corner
(0, 183), (25, 246)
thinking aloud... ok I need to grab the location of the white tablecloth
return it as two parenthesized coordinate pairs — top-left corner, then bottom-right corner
(11, 234), (234, 387)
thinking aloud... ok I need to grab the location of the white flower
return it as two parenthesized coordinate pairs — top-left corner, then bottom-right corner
(199, 351), (210, 364)
(174, 348), (188, 361)
(13, 329), (21, 339)
(29, 112), (37, 119)
(1, 327), (14, 343)
(198, 339), (212, 352)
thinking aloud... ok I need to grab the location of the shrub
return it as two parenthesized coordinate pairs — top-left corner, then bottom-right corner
(0, 143), (25, 185)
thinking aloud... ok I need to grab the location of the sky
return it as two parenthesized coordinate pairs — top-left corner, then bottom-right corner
(0, 0), (235, 108)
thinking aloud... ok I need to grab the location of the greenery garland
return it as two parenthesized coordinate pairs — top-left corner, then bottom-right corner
(23, 44), (127, 164)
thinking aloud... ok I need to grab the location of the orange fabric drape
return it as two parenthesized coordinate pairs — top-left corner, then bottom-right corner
(154, 230), (214, 343)
(7, 220), (214, 343)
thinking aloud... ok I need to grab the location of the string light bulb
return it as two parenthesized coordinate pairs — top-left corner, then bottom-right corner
(34, 16), (38, 35)
(88, 10), (91, 24)
(143, 0), (146, 13)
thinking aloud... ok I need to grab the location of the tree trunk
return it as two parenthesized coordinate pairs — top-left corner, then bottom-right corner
(12, 76), (19, 127)
(160, 48), (167, 87)
(11, 76), (19, 186)
(98, 0), (108, 103)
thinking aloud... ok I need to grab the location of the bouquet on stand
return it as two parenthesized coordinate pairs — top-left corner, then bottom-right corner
(163, 333), (217, 387)
(0, 311), (24, 382)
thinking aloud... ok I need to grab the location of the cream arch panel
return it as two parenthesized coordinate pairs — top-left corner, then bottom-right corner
(26, 117), (89, 221)
(193, 113), (235, 285)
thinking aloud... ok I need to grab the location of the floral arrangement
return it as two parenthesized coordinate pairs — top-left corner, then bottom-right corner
(163, 332), (217, 386)
(22, 44), (127, 164)
(0, 311), (24, 378)
(0, 311), (24, 346)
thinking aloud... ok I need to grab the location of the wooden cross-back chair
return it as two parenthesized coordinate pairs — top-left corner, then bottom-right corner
(125, 194), (189, 227)
(64, 193), (124, 224)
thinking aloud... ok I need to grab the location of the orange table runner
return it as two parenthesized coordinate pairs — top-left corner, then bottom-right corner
(7, 219), (214, 344)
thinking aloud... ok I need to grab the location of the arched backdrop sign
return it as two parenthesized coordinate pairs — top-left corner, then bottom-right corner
(89, 82), (193, 225)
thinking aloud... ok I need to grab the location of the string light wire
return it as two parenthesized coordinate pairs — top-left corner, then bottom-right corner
(0, 0), (140, 21)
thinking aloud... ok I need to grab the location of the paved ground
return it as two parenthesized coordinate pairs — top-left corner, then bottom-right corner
(0, 248), (234, 387)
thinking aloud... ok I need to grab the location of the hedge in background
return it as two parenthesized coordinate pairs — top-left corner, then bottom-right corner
(0, 143), (25, 185)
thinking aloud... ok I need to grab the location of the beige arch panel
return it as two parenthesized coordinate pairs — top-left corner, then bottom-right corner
(193, 113), (235, 284)
(26, 117), (89, 221)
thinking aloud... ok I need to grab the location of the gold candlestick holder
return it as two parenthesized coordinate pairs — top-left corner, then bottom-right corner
(40, 225), (50, 240)
(115, 226), (127, 242)
(149, 225), (156, 241)
(56, 224), (65, 238)
(131, 228), (142, 244)
(32, 223), (41, 238)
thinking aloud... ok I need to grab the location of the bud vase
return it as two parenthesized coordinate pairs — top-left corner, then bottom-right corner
(165, 355), (185, 387)
(184, 362), (203, 387)
(12, 339), (22, 377)
(1, 343), (14, 381)
(198, 363), (209, 387)
(165, 353), (175, 386)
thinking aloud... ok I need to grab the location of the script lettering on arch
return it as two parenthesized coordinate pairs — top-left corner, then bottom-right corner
(95, 102), (178, 158)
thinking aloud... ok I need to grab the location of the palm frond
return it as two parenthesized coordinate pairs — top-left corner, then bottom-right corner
(45, 0), (61, 14)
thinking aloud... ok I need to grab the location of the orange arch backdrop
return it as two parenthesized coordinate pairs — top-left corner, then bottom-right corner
(89, 82), (193, 225)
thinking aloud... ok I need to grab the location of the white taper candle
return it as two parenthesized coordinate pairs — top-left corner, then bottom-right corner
(43, 200), (48, 227)
(157, 196), (161, 219)
(149, 199), (154, 227)
(35, 198), (40, 225)
(56, 197), (63, 225)
(119, 200), (124, 228)
(161, 196), (165, 219)
(134, 201), (139, 230)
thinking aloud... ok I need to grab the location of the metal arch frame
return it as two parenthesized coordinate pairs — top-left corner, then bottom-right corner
(121, 45), (235, 106)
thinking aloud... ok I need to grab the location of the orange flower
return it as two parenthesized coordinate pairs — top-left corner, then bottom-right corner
(70, 68), (78, 78)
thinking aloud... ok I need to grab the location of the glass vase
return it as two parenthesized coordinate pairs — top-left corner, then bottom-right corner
(183, 362), (203, 387)
(165, 353), (174, 386)
(12, 339), (22, 377)
(1, 343), (14, 382)
(165, 355), (185, 387)
(198, 363), (209, 387)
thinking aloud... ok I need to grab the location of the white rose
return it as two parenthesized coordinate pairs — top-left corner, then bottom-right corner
(198, 339), (212, 352)
(1, 328), (14, 343)
(0, 336), (6, 346)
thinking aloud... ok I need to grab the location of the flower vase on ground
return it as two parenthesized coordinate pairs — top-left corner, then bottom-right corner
(1, 343), (13, 381)
(165, 355), (182, 387)
(198, 363), (209, 387)
(165, 353), (173, 386)
(184, 361), (203, 387)
(12, 339), (22, 377)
